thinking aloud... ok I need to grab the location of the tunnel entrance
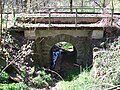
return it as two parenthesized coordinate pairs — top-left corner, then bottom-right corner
(50, 42), (79, 80)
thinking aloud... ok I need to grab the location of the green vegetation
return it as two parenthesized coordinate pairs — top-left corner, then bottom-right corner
(0, 70), (28, 90)
(0, 69), (52, 90)
(54, 37), (120, 90)
(63, 68), (79, 81)
(0, 70), (9, 84)
(31, 70), (52, 88)
(92, 37), (120, 86)
(0, 82), (28, 90)
(56, 71), (95, 90)
(0, 0), (120, 89)
(56, 42), (74, 51)
(0, 35), (119, 89)
(62, 42), (73, 51)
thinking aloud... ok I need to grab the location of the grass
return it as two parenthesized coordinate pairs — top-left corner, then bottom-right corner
(92, 37), (120, 86)
(54, 37), (120, 90)
(0, 32), (119, 90)
(63, 67), (79, 81)
(56, 70), (96, 90)
(0, 82), (28, 90)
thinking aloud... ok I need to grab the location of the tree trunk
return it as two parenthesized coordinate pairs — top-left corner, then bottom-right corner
(0, 0), (1, 13)
(81, 0), (84, 12)
(70, 0), (72, 12)
(0, 0), (2, 39)
(0, 0), (3, 49)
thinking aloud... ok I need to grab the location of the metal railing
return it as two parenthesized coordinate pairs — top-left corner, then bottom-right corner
(3, 6), (120, 14)
(1, 6), (120, 29)
(37, 6), (101, 13)
(4, 6), (98, 13)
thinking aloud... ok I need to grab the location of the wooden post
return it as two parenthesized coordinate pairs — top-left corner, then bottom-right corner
(70, 0), (72, 12)
(13, 8), (16, 26)
(111, 0), (114, 29)
(81, 0), (84, 12)
(75, 8), (77, 27)
(48, 10), (51, 29)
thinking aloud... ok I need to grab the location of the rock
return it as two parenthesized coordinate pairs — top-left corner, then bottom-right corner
(9, 73), (22, 82)
(93, 47), (99, 52)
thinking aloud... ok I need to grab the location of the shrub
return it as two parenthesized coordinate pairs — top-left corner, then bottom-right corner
(0, 82), (28, 90)
(92, 37), (120, 88)
(55, 37), (120, 90)
(0, 70), (9, 84)
(56, 70), (95, 90)
(32, 70), (52, 88)
(0, 83), (16, 90)
(15, 82), (28, 90)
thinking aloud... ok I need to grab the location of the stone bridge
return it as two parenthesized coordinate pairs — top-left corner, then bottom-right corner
(4, 9), (120, 69)
(24, 26), (104, 68)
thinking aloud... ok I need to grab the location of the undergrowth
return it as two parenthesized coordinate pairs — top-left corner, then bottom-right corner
(92, 37), (120, 87)
(0, 69), (9, 84)
(55, 37), (120, 90)
(0, 82), (28, 90)
(0, 31), (53, 89)
(0, 31), (119, 89)
(56, 70), (95, 90)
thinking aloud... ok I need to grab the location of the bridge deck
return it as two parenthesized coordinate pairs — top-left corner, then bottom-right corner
(17, 23), (105, 28)
(1, 12), (120, 29)
(15, 13), (119, 29)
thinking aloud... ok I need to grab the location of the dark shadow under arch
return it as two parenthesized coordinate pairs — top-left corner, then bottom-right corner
(50, 42), (79, 81)
(50, 42), (77, 71)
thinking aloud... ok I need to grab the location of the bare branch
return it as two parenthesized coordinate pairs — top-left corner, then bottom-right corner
(93, 0), (103, 10)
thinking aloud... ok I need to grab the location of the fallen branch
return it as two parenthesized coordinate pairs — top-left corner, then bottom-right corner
(0, 58), (15, 74)
(43, 68), (64, 81)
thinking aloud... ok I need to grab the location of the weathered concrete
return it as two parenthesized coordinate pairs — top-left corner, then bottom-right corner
(24, 29), (104, 39)
(35, 30), (91, 38)
(92, 30), (104, 39)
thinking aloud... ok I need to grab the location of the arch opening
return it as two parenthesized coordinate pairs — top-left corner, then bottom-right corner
(50, 41), (79, 80)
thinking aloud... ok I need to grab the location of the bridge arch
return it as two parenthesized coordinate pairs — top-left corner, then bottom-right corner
(33, 34), (93, 69)
(50, 41), (77, 71)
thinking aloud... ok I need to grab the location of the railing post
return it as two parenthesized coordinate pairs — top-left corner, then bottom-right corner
(48, 10), (51, 30)
(13, 8), (16, 26)
(93, 6), (95, 13)
(75, 8), (77, 27)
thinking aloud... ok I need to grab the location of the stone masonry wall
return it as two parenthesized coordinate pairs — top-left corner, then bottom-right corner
(33, 34), (93, 68)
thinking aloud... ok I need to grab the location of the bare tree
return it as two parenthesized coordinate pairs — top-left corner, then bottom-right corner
(93, 0), (120, 36)
(0, 0), (2, 40)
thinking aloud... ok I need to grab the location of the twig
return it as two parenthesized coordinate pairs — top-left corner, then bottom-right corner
(93, 0), (103, 11)
(39, 38), (44, 43)
(86, 82), (116, 89)
(100, 70), (120, 81)
(0, 59), (15, 74)
(107, 85), (120, 90)
(43, 68), (64, 81)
